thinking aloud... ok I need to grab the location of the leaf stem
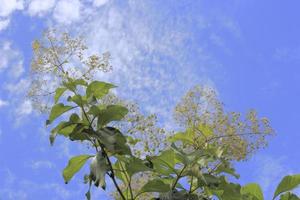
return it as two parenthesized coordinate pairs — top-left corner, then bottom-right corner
(172, 165), (186, 190)
(120, 162), (134, 200)
(80, 102), (126, 200)
(189, 176), (194, 193)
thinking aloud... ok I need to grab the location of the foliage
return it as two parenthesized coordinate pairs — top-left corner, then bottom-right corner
(174, 85), (274, 161)
(45, 77), (299, 200)
(32, 30), (299, 199)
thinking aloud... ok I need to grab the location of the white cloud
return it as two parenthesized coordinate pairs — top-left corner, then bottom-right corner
(0, 18), (10, 31)
(18, 99), (33, 116)
(5, 78), (30, 94)
(27, 0), (55, 17)
(10, 60), (24, 78)
(0, 41), (13, 71)
(251, 155), (294, 198)
(0, 41), (23, 77)
(0, 99), (8, 107)
(93, 0), (109, 7)
(64, 1), (219, 127)
(28, 160), (55, 169)
(53, 0), (81, 24)
(0, 0), (24, 17)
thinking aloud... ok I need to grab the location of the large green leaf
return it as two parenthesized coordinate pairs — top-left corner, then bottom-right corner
(280, 192), (300, 200)
(67, 94), (86, 106)
(46, 103), (74, 125)
(63, 78), (87, 92)
(97, 127), (131, 155)
(215, 160), (240, 179)
(197, 123), (214, 137)
(54, 87), (67, 103)
(212, 177), (242, 200)
(168, 131), (194, 144)
(86, 81), (116, 99)
(125, 157), (152, 177)
(49, 121), (76, 145)
(273, 174), (300, 199)
(97, 105), (128, 127)
(63, 155), (93, 183)
(220, 182), (242, 200)
(151, 149), (178, 176)
(49, 113), (81, 144)
(69, 124), (90, 141)
(139, 179), (170, 194)
(241, 183), (264, 200)
(197, 173), (221, 188)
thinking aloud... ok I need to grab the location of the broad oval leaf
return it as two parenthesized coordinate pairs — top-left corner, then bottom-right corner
(63, 155), (93, 183)
(280, 192), (300, 200)
(54, 87), (67, 103)
(63, 78), (87, 92)
(125, 157), (152, 177)
(97, 127), (131, 155)
(168, 131), (194, 144)
(97, 105), (128, 127)
(139, 179), (170, 194)
(47, 103), (74, 125)
(86, 81), (116, 99)
(67, 94), (86, 106)
(49, 121), (76, 145)
(273, 174), (300, 199)
(241, 183), (264, 200)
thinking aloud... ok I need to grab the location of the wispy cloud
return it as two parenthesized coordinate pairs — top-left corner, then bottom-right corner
(251, 154), (295, 199)
(0, 99), (8, 107)
(0, 0), (24, 31)
(0, 18), (10, 32)
(53, 0), (82, 24)
(27, 0), (55, 17)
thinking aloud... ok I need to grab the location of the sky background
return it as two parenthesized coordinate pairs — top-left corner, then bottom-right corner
(0, 0), (300, 199)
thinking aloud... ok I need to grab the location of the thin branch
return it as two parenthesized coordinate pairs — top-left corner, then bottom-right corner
(120, 161), (134, 200)
(172, 165), (187, 190)
(189, 176), (194, 194)
(78, 97), (126, 199)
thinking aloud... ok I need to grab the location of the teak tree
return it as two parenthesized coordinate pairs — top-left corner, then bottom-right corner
(30, 30), (300, 200)
(46, 78), (300, 200)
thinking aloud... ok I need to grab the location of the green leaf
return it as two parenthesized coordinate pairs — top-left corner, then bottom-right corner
(241, 183), (264, 200)
(47, 103), (74, 125)
(280, 192), (300, 200)
(151, 150), (177, 175)
(97, 105), (128, 127)
(86, 81), (116, 99)
(197, 123), (214, 137)
(85, 190), (91, 200)
(168, 131), (194, 144)
(63, 155), (93, 184)
(69, 124), (90, 141)
(97, 127), (131, 155)
(215, 161), (240, 179)
(68, 94), (86, 106)
(87, 105), (101, 115)
(63, 78), (87, 92)
(69, 113), (80, 123)
(125, 157), (152, 177)
(49, 121), (76, 145)
(217, 178), (243, 200)
(54, 87), (67, 103)
(139, 179), (170, 194)
(273, 174), (300, 199)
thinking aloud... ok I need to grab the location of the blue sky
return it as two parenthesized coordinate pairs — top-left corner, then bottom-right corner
(0, 0), (300, 199)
